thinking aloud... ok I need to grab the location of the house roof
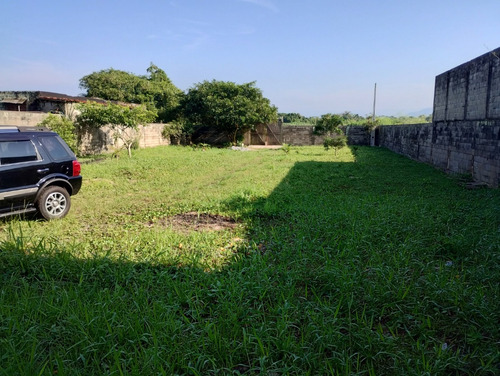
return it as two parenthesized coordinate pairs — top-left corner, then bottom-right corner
(0, 91), (137, 107)
(36, 91), (107, 104)
(0, 98), (27, 104)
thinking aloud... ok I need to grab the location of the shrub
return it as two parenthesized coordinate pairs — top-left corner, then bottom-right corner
(323, 135), (347, 155)
(38, 114), (78, 153)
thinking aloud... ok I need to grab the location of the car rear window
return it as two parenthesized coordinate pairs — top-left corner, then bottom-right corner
(39, 136), (72, 160)
(0, 140), (39, 165)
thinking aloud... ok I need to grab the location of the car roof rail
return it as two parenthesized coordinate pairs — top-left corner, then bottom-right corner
(0, 126), (20, 133)
(17, 126), (51, 132)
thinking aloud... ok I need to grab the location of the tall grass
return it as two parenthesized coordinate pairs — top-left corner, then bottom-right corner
(1, 145), (499, 375)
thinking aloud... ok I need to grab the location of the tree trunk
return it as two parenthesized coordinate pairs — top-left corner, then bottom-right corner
(232, 125), (239, 145)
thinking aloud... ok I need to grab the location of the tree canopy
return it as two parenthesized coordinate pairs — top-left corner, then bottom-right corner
(279, 112), (310, 124)
(313, 113), (343, 135)
(79, 64), (182, 123)
(182, 80), (277, 144)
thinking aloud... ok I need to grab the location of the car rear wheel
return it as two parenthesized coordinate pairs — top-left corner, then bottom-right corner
(37, 186), (71, 220)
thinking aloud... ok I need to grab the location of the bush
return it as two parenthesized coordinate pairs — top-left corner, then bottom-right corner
(38, 114), (78, 153)
(314, 113), (343, 136)
(162, 121), (190, 145)
(323, 136), (347, 155)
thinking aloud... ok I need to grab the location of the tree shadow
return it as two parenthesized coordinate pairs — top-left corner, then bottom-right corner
(2, 147), (499, 375)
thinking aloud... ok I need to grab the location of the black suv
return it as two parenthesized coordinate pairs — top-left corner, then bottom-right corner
(0, 127), (82, 220)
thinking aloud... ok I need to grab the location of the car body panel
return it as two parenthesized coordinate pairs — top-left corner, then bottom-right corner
(0, 129), (82, 218)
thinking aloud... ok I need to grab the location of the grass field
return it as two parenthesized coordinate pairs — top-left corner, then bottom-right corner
(1, 145), (499, 375)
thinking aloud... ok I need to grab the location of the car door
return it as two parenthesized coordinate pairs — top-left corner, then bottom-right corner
(0, 137), (49, 211)
(36, 134), (75, 177)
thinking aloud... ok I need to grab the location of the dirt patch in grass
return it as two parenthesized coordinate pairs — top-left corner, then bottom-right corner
(148, 212), (240, 232)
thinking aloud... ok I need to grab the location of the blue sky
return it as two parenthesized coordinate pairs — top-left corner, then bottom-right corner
(2, 0), (500, 117)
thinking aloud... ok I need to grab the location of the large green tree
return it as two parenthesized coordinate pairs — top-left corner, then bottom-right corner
(76, 101), (156, 158)
(79, 64), (182, 122)
(182, 80), (277, 145)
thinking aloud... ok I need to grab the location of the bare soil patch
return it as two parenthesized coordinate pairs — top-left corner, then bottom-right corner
(148, 212), (240, 232)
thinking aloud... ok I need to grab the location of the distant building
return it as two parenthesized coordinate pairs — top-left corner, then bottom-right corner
(0, 91), (109, 119)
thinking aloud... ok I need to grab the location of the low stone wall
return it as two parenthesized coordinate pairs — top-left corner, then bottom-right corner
(79, 123), (170, 155)
(1, 111), (170, 154)
(0, 110), (49, 126)
(377, 121), (500, 187)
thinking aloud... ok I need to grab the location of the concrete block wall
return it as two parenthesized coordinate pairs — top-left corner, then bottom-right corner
(282, 126), (324, 146)
(378, 120), (500, 187)
(377, 48), (500, 187)
(281, 125), (370, 146)
(433, 48), (500, 122)
(0, 110), (49, 126)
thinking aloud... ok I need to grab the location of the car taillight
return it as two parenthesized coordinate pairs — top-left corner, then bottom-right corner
(72, 160), (81, 176)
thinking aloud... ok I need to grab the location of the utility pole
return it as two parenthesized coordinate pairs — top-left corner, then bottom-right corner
(370, 83), (377, 147)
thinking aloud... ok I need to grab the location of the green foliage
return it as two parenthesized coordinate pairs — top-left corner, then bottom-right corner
(323, 135), (347, 155)
(279, 112), (308, 124)
(342, 113), (432, 126)
(182, 80), (278, 145)
(378, 114), (432, 124)
(339, 111), (365, 124)
(79, 63), (183, 122)
(190, 142), (211, 151)
(313, 113), (343, 135)
(77, 101), (156, 129)
(76, 101), (156, 157)
(280, 111), (432, 127)
(281, 143), (291, 153)
(37, 113), (78, 153)
(162, 120), (194, 145)
(362, 115), (380, 131)
(279, 112), (318, 125)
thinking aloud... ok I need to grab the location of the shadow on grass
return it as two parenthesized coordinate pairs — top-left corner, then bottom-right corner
(1, 147), (499, 375)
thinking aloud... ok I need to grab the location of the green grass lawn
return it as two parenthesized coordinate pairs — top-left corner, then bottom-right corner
(1, 145), (499, 375)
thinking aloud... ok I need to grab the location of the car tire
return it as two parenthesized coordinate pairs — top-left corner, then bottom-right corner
(37, 186), (71, 220)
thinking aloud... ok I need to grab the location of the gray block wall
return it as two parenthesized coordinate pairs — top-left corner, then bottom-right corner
(378, 48), (500, 187)
(281, 125), (370, 146)
(433, 48), (500, 122)
(378, 121), (500, 186)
